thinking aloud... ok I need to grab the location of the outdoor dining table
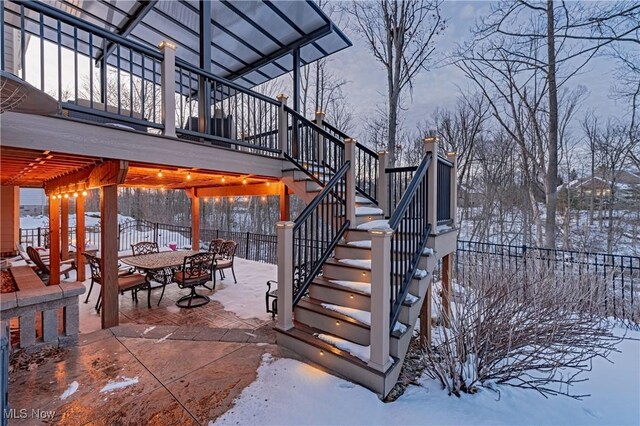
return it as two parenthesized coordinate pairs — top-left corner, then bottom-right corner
(119, 250), (201, 306)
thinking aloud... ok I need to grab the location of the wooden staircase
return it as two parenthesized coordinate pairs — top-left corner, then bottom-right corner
(277, 162), (438, 397)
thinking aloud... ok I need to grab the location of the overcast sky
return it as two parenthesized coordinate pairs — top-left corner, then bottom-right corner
(326, 1), (624, 137)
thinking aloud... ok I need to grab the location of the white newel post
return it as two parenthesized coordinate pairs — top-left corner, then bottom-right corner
(447, 152), (458, 227)
(344, 138), (357, 226)
(159, 41), (177, 138)
(315, 111), (325, 164)
(277, 94), (289, 157)
(424, 137), (439, 235)
(276, 221), (294, 330)
(377, 150), (389, 217)
(369, 228), (393, 372)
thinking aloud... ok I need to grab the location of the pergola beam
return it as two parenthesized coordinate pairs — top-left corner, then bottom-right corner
(43, 160), (128, 195)
(195, 182), (281, 198)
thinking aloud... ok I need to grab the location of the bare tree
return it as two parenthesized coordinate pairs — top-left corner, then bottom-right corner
(346, 0), (445, 165)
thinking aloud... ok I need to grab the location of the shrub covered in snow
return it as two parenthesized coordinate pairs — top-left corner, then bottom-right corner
(424, 259), (621, 398)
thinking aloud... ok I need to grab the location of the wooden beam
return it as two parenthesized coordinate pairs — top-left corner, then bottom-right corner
(195, 182), (280, 198)
(48, 196), (60, 286)
(280, 183), (290, 221)
(60, 196), (69, 260)
(100, 185), (119, 329)
(76, 195), (86, 282)
(191, 194), (200, 251)
(44, 160), (128, 195)
(442, 254), (452, 328)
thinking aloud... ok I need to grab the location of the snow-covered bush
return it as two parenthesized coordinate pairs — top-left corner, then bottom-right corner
(424, 258), (620, 398)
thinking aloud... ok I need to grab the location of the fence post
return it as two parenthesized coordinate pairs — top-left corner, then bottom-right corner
(37, 227), (42, 247)
(315, 110), (325, 164)
(344, 138), (357, 226)
(424, 136), (439, 235)
(159, 41), (177, 138)
(277, 94), (289, 156)
(377, 150), (389, 217)
(446, 151), (458, 227)
(245, 231), (250, 259)
(276, 221), (295, 331)
(153, 222), (159, 245)
(368, 227), (392, 372)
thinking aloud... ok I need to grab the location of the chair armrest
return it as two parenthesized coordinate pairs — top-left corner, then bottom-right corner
(61, 259), (76, 266)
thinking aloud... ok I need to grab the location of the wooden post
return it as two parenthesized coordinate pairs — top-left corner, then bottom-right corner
(48, 195), (61, 286)
(159, 41), (177, 138)
(276, 221), (294, 330)
(279, 183), (290, 221)
(420, 284), (432, 347)
(100, 185), (119, 329)
(277, 94), (289, 156)
(377, 151), (388, 217)
(368, 227), (393, 372)
(76, 193), (86, 282)
(191, 192), (200, 251)
(60, 195), (69, 261)
(442, 254), (452, 328)
(344, 138), (357, 226)
(424, 137), (439, 235)
(0, 186), (20, 256)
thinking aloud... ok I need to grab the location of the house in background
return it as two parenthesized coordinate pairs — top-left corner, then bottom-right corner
(1, 0), (457, 398)
(19, 188), (47, 216)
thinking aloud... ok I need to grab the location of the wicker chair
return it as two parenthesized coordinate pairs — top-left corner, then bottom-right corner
(173, 252), (215, 308)
(215, 240), (238, 285)
(26, 246), (76, 283)
(83, 253), (149, 312)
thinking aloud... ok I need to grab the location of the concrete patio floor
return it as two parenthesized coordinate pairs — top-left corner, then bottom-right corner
(8, 323), (286, 425)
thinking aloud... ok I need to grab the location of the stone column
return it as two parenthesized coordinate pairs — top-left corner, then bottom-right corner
(160, 41), (177, 138)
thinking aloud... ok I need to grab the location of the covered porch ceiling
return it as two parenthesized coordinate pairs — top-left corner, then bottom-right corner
(3, 0), (351, 88)
(0, 146), (279, 193)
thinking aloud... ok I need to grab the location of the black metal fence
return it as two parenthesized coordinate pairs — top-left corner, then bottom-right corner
(1, 322), (9, 426)
(437, 157), (453, 226)
(456, 240), (640, 324)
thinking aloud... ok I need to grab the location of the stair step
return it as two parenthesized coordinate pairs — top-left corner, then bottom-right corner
(295, 298), (372, 345)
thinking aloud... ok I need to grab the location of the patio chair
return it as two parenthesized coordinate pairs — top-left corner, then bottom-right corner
(131, 241), (159, 256)
(26, 246), (76, 283)
(207, 239), (225, 257)
(173, 252), (215, 308)
(215, 240), (238, 285)
(84, 253), (149, 312)
(266, 280), (278, 319)
(16, 242), (48, 266)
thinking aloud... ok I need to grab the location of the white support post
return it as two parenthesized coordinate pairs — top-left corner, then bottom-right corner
(276, 221), (295, 331)
(315, 111), (326, 164)
(424, 137), (439, 235)
(277, 94), (289, 157)
(377, 150), (389, 217)
(159, 41), (177, 138)
(344, 138), (357, 226)
(368, 227), (393, 372)
(447, 152), (458, 227)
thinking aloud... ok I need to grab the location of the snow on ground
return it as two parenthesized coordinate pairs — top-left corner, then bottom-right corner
(99, 376), (139, 393)
(59, 381), (79, 400)
(207, 258), (276, 320)
(213, 330), (640, 426)
(20, 213), (134, 229)
(356, 207), (384, 215)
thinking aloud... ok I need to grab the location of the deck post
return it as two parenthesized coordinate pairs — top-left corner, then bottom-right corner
(198, 0), (212, 136)
(292, 48), (300, 113)
(190, 191), (200, 251)
(100, 184), (119, 329)
(314, 111), (325, 164)
(279, 183), (290, 221)
(368, 228), (393, 372)
(277, 94), (289, 156)
(344, 138), (357, 226)
(48, 195), (61, 286)
(76, 192), (86, 282)
(0, 186), (20, 256)
(442, 253), (452, 327)
(159, 41), (177, 138)
(447, 152), (458, 227)
(276, 221), (294, 331)
(424, 137), (439, 235)
(377, 150), (388, 217)
(420, 284), (432, 346)
(60, 195), (69, 260)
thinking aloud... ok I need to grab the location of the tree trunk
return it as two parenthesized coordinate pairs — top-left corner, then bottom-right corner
(544, 0), (559, 249)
